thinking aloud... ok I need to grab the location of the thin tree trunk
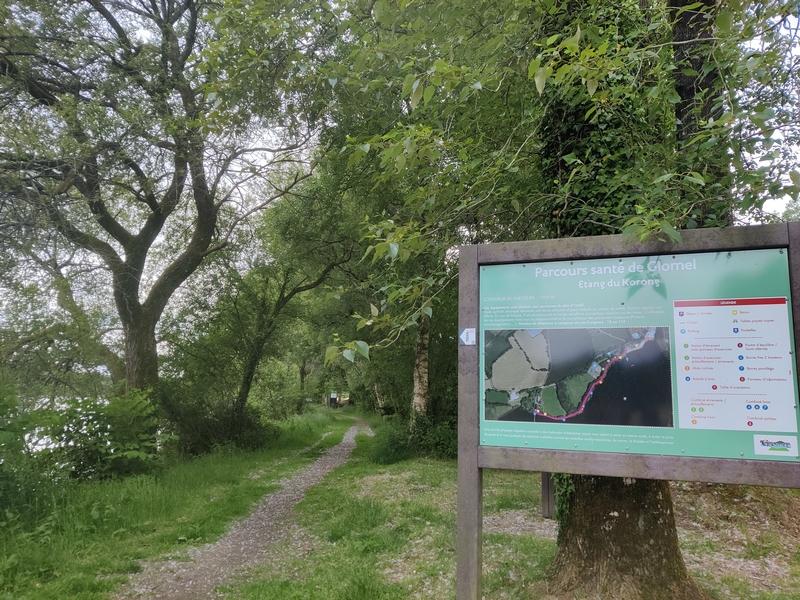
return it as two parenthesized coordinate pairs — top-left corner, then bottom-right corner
(411, 316), (430, 419)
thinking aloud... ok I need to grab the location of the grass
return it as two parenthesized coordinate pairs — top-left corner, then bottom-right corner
(0, 408), (350, 600)
(7, 409), (800, 599)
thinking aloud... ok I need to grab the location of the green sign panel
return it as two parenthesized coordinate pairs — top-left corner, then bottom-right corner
(479, 248), (800, 461)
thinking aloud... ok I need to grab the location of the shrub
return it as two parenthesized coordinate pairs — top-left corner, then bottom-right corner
(409, 415), (457, 459)
(39, 388), (160, 479)
(157, 383), (282, 455)
(370, 420), (412, 465)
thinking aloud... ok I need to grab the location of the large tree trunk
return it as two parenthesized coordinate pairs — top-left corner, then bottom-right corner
(546, 4), (723, 595)
(411, 316), (430, 419)
(549, 476), (710, 599)
(122, 311), (159, 391)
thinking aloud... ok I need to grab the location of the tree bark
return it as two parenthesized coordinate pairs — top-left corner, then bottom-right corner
(548, 476), (710, 599)
(121, 309), (159, 391)
(669, 0), (719, 142)
(299, 358), (307, 392)
(411, 316), (430, 419)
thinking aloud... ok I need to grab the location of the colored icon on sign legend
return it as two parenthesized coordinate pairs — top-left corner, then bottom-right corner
(733, 328), (739, 333)
(684, 355), (690, 360)
(738, 355), (744, 360)
(739, 366), (745, 371)
(732, 310), (738, 315)
(681, 329), (686, 334)
(684, 343), (689, 348)
(685, 376), (691, 381)
(740, 377), (746, 382)
(712, 385), (717, 390)
(738, 343), (743, 348)
(685, 366), (690, 371)
(748, 421), (753, 426)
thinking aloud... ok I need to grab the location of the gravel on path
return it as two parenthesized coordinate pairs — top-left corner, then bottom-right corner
(116, 419), (374, 599)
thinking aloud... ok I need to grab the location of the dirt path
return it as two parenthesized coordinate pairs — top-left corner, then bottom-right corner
(116, 419), (373, 599)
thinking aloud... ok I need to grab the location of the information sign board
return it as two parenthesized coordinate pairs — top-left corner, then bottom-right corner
(479, 248), (800, 461)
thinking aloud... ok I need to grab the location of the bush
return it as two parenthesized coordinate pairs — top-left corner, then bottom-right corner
(157, 383), (282, 455)
(370, 420), (413, 465)
(409, 415), (457, 459)
(39, 388), (161, 479)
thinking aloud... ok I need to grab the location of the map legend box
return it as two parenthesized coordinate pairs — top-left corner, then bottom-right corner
(674, 298), (796, 433)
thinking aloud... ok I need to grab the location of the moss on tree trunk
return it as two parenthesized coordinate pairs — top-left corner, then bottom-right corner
(547, 476), (711, 600)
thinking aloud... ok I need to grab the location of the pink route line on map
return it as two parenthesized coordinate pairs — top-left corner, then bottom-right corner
(533, 346), (633, 422)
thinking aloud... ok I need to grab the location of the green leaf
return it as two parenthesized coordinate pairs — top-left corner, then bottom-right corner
(659, 223), (682, 243)
(527, 57), (541, 79)
(410, 80), (424, 109)
(563, 25), (580, 53)
(586, 79), (598, 96)
(563, 152), (578, 165)
(790, 171), (800, 187)
(388, 242), (399, 258)
(370, 303), (379, 316)
(354, 340), (370, 360)
(534, 66), (552, 95)
(422, 306), (433, 318)
(401, 73), (416, 97)
(715, 9), (733, 33)
(423, 86), (435, 105)
(325, 346), (339, 365)
(343, 348), (355, 362)
(685, 172), (705, 186)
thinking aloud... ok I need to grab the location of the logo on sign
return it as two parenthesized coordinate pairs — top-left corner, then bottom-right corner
(755, 435), (798, 456)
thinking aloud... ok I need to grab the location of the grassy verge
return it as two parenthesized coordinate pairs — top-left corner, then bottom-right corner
(0, 409), (351, 600)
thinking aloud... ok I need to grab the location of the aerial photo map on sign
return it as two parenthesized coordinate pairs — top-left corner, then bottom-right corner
(479, 249), (800, 462)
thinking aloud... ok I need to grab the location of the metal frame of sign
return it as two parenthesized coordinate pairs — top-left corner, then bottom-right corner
(456, 223), (800, 600)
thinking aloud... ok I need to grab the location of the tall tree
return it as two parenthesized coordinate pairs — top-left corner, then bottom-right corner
(276, 0), (799, 596)
(0, 0), (315, 390)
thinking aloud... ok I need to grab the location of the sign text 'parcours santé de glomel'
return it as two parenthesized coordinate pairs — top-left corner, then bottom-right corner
(479, 248), (800, 461)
